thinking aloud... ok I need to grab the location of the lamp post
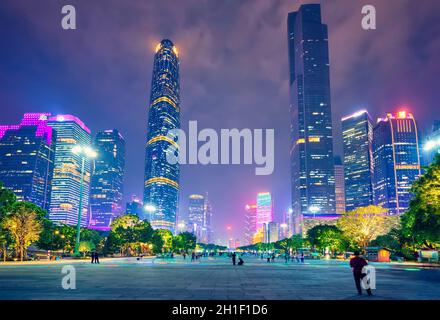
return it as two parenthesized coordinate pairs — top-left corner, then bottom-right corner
(72, 145), (97, 256)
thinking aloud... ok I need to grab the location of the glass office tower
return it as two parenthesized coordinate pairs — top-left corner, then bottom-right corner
(288, 4), (336, 222)
(0, 113), (55, 210)
(89, 129), (125, 231)
(188, 194), (205, 241)
(342, 110), (374, 211)
(373, 111), (422, 215)
(48, 114), (92, 226)
(143, 39), (180, 233)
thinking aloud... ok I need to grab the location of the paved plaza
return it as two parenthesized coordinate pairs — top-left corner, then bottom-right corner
(0, 256), (439, 300)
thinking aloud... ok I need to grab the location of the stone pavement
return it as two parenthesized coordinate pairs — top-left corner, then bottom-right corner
(0, 256), (439, 300)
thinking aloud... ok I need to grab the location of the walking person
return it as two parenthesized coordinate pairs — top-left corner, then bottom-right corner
(91, 250), (95, 264)
(300, 252), (304, 264)
(350, 251), (372, 296)
(94, 250), (100, 264)
(232, 252), (237, 265)
(191, 252), (195, 261)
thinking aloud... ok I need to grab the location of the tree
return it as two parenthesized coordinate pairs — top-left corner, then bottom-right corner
(337, 205), (397, 251)
(153, 229), (173, 252)
(307, 225), (347, 254)
(78, 241), (95, 257)
(177, 232), (197, 253)
(3, 203), (43, 261)
(401, 154), (440, 249)
(151, 231), (164, 254)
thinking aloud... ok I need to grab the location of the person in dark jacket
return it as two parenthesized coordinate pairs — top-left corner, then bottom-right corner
(350, 251), (372, 296)
(232, 252), (237, 265)
(94, 251), (100, 264)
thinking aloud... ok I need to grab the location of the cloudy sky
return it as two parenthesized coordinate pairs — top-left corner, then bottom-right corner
(1, 0), (439, 243)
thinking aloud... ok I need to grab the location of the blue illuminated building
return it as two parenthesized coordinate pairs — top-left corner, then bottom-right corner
(143, 39), (180, 233)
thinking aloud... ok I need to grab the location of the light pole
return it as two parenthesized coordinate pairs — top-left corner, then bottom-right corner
(72, 145), (97, 256)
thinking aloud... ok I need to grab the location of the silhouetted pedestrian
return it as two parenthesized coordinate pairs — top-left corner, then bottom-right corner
(350, 251), (372, 296)
(191, 252), (195, 261)
(238, 257), (244, 266)
(94, 251), (100, 264)
(91, 251), (95, 264)
(232, 252), (237, 265)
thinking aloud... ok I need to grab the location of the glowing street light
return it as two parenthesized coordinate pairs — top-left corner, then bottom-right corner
(72, 145), (97, 256)
(424, 139), (440, 152)
(144, 204), (157, 213)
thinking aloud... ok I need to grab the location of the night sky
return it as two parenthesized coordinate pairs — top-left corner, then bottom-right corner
(1, 0), (439, 244)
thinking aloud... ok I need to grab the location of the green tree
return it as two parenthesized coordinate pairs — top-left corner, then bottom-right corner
(401, 154), (440, 249)
(3, 203), (43, 261)
(307, 225), (347, 255)
(154, 229), (173, 252)
(78, 241), (95, 257)
(337, 205), (397, 250)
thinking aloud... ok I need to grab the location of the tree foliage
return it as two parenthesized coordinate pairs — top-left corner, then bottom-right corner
(307, 225), (348, 254)
(337, 205), (396, 250)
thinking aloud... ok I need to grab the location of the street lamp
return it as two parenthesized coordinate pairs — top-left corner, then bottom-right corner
(72, 145), (97, 256)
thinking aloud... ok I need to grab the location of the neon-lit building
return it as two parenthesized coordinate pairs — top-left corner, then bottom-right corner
(203, 193), (213, 243)
(89, 129), (125, 231)
(0, 113), (55, 210)
(334, 156), (345, 214)
(256, 192), (273, 230)
(288, 4), (336, 221)
(244, 203), (257, 245)
(373, 111), (422, 215)
(48, 114), (92, 226)
(342, 110), (374, 211)
(143, 39), (180, 233)
(188, 194), (205, 241)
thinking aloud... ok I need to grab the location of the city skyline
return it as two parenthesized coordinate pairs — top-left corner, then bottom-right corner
(1, 0), (440, 241)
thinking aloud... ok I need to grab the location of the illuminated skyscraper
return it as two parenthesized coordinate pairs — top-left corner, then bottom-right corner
(244, 203), (257, 245)
(0, 113), (55, 210)
(143, 39), (180, 233)
(89, 129), (125, 231)
(48, 114), (92, 226)
(334, 156), (345, 214)
(342, 110), (374, 211)
(268, 222), (279, 243)
(373, 111), (422, 215)
(288, 4), (336, 221)
(188, 194), (205, 240)
(203, 193), (213, 243)
(256, 192), (273, 231)
(424, 120), (440, 165)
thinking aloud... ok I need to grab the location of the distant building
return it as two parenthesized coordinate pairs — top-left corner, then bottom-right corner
(268, 222), (279, 243)
(203, 193), (213, 243)
(0, 113), (55, 210)
(373, 111), (422, 215)
(89, 129), (125, 231)
(334, 156), (345, 214)
(188, 194), (205, 241)
(48, 114), (92, 226)
(244, 203), (257, 245)
(342, 110), (374, 211)
(126, 195), (143, 216)
(228, 238), (240, 250)
(256, 192), (273, 230)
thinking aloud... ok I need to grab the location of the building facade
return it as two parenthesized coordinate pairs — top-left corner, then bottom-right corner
(334, 156), (345, 214)
(268, 222), (279, 243)
(256, 192), (273, 231)
(244, 203), (257, 245)
(342, 110), (374, 211)
(0, 113), (55, 210)
(424, 120), (440, 165)
(126, 195), (144, 216)
(288, 4), (336, 223)
(48, 114), (92, 226)
(373, 111), (422, 215)
(188, 194), (205, 241)
(203, 193), (213, 243)
(143, 39), (180, 233)
(89, 129), (125, 230)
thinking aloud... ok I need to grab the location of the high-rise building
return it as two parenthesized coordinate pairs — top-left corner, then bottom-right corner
(188, 194), (205, 241)
(143, 39), (180, 233)
(288, 4), (336, 223)
(0, 113), (55, 210)
(342, 110), (374, 212)
(424, 120), (440, 165)
(126, 195), (144, 216)
(373, 111), (422, 215)
(89, 129), (125, 231)
(256, 192), (273, 231)
(203, 193), (213, 243)
(284, 208), (294, 238)
(244, 203), (257, 245)
(48, 114), (92, 226)
(334, 156), (345, 214)
(268, 222), (279, 243)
